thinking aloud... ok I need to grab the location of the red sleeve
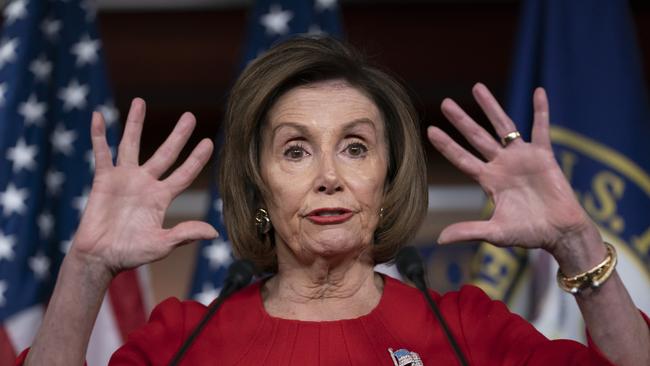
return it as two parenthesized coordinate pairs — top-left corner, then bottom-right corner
(446, 285), (619, 366)
(13, 298), (198, 366)
(108, 297), (205, 365)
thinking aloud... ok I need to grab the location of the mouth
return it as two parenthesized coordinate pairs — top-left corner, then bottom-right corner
(305, 207), (354, 225)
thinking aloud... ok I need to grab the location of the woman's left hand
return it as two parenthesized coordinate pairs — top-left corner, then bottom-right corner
(427, 83), (600, 257)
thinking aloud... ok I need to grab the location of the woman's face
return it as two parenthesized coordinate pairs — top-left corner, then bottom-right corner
(260, 80), (388, 264)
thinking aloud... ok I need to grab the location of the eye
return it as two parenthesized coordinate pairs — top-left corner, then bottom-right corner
(283, 144), (310, 160)
(344, 142), (368, 158)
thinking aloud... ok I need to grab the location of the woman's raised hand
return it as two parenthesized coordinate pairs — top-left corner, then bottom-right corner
(71, 98), (217, 275)
(427, 83), (600, 257)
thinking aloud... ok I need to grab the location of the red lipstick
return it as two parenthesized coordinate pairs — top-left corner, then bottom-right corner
(305, 207), (353, 225)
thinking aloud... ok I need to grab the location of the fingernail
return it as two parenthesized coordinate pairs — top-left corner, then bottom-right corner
(131, 97), (145, 109)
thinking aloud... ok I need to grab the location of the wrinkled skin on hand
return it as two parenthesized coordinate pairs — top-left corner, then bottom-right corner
(72, 98), (217, 275)
(427, 84), (599, 256)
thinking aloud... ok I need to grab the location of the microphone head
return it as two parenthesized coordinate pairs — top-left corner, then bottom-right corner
(395, 246), (425, 284)
(227, 259), (256, 290)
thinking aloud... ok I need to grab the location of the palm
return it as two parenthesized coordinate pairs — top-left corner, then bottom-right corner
(428, 84), (593, 252)
(76, 167), (170, 269)
(72, 99), (216, 273)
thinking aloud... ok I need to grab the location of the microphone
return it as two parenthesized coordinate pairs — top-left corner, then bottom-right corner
(396, 245), (427, 289)
(221, 259), (256, 295)
(396, 247), (469, 366)
(169, 259), (256, 366)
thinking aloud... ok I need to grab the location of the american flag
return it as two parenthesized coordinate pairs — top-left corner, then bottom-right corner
(0, 1), (149, 364)
(189, 0), (342, 304)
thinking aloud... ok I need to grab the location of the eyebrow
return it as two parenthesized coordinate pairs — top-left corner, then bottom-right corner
(271, 118), (378, 141)
(271, 122), (311, 141)
(341, 118), (377, 135)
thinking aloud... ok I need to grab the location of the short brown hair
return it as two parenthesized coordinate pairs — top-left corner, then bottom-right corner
(219, 36), (427, 272)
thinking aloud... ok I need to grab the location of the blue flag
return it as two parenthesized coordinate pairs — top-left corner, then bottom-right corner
(189, 0), (343, 304)
(473, 0), (650, 340)
(0, 0), (150, 361)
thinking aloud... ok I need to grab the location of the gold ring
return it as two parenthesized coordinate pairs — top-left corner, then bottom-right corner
(500, 131), (521, 147)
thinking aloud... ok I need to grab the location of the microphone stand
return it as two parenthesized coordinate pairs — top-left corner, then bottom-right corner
(168, 260), (255, 366)
(396, 247), (469, 366)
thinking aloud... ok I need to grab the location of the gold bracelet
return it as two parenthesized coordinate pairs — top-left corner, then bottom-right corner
(556, 242), (617, 294)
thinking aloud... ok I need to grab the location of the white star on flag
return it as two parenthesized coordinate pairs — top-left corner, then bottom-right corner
(58, 79), (89, 110)
(60, 239), (72, 254)
(18, 94), (47, 126)
(71, 34), (100, 66)
(260, 5), (294, 36)
(0, 231), (16, 261)
(315, 0), (337, 11)
(213, 198), (223, 213)
(29, 252), (51, 279)
(195, 283), (221, 306)
(38, 212), (54, 238)
(51, 124), (77, 156)
(0, 82), (7, 105)
(0, 280), (7, 307)
(213, 198), (224, 222)
(30, 55), (53, 82)
(308, 24), (325, 36)
(203, 239), (232, 269)
(46, 170), (65, 196)
(85, 150), (96, 172)
(41, 17), (62, 41)
(81, 0), (97, 21)
(0, 38), (19, 69)
(3, 0), (28, 25)
(73, 188), (90, 215)
(0, 183), (28, 216)
(7, 138), (38, 172)
(97, 102), (119, 127)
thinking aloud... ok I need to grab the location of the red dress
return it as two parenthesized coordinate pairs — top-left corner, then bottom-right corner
(102, 275), (617, 365)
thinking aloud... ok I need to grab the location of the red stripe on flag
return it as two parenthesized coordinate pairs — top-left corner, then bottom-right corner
(108, 269), (147, 341)
(0, 326), (17, 365)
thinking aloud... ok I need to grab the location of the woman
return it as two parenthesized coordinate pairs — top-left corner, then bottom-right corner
(22, 37), (649, 365)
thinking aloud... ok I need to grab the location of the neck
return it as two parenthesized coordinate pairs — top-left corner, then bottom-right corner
(262, 248), (383, 321)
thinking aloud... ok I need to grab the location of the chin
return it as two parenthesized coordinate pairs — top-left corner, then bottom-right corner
(301, 229), (371, 259)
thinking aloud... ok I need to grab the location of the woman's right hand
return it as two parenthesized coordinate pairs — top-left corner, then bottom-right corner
(71, 98), (217, 276)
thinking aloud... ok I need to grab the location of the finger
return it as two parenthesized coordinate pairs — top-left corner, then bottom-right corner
(90, 111), (113, 172)
(531, 87), (551, 149)
(164, 138), (214, 195)
(427, 126), (483, 178)
(143, 112), (196, 178)
(438, 220), (497, 244)
(163, 221), (218, 248)
(117, 98), (146, 166)
(472, 83), (523, 145)
(440, 98), (500, 160)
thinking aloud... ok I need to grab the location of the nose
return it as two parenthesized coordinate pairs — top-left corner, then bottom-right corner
(315, 153), (343, 194)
